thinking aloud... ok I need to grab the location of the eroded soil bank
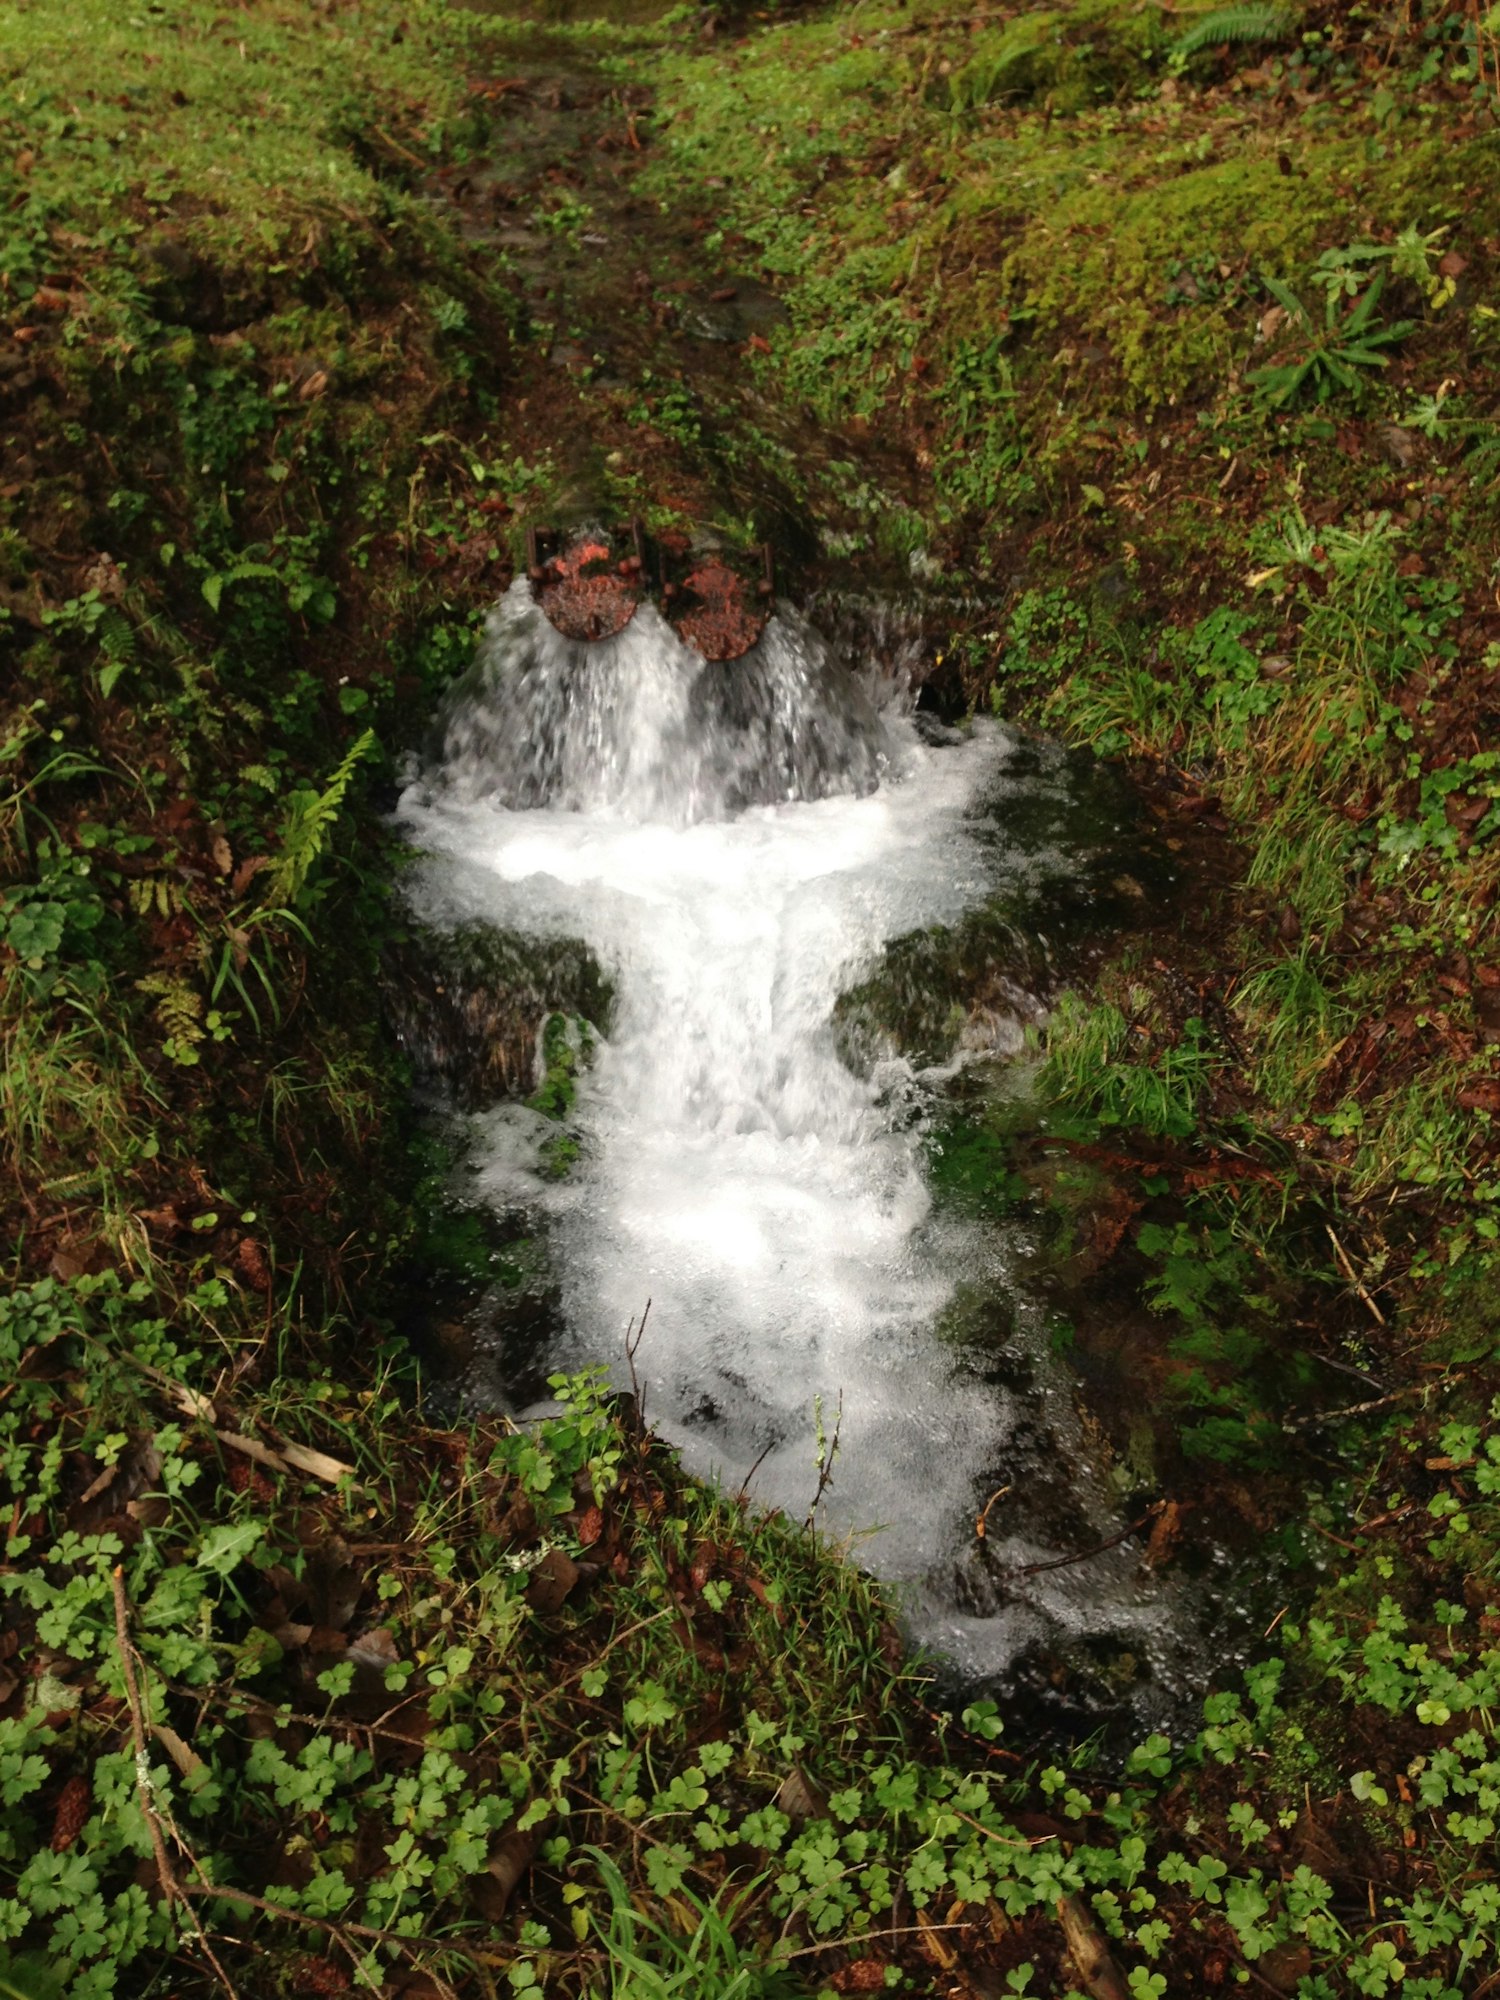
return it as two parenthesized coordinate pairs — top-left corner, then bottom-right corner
(3, 2), (1500, 1996)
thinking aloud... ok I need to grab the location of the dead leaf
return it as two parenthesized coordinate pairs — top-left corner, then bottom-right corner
(1260, 1941), (1312, 1993)
(230, 855), (271, 898)
(775, 1765), (829, 1823)
(210, 831), (233, 875)
(153, 1723), (206, 1781)
(296, 367), (329, 401)
(73, 1440), (162, 1533)
(346, 1626), (399, 1669)
(525, 1547), (580, 1615)
(1058, 1893), (1129, 2000)
(575, 1504), (603, 1548)
(832, 1964), (889, 1995)
(305, 1542), (364, 1630)
(234, 1236), (271, 1292)
(1141, 1499), (1183, 1571)
(917, 1909), (957, 1970)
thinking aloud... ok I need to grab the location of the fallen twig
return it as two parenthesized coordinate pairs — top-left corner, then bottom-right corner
(1283, 1380), (1437, 1433)
(1020, 1502), (1164, 1578)
(1325, 1222), (1387, 1327)
(975, 1482), (1012, 1540)
(214, 1427), (357, 1487)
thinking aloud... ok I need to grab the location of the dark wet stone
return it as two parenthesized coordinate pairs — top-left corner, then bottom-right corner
(384, 921), (613, 1109)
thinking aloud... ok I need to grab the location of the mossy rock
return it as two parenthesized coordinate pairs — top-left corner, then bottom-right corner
(837, 746), (1172, 1070)
(384, 921), (614, 1108)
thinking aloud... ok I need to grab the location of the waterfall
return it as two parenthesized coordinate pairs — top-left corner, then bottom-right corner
(397, 578), (1198, 1700)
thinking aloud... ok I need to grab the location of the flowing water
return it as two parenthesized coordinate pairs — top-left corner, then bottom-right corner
(397, 579), (1213, 1708)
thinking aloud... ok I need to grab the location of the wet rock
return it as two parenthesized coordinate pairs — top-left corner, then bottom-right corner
(835, 748), (1175, 1070)
(383, 921), (613, 1108)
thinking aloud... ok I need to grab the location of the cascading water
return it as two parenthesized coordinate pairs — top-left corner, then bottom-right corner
(397, 577), (1205, 1704)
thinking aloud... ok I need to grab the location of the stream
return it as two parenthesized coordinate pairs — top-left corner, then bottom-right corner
(396, 578), (1232, 1721)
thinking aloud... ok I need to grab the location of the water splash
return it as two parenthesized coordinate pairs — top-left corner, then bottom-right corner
(399, 583), (1204, 1703)
(431, 578), (897, 822)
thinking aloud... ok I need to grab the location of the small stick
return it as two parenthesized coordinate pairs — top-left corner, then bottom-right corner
(1282, 1380), (1435, 1433)
(734, 1437), (775, 1504)
(112, 1566), (178, 1905)
(975, 1483), (1012, 1540)
(1325, 1222), (1387, 1326)
(624, 1299), (650, 1433)
(1310, 1520), (1363, 1554)
(175, 1885), (463, 1992)
(1019, 1502), (1163, 1578)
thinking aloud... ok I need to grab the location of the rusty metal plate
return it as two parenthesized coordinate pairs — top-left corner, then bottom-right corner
(534, 538), (642, 642)
(668, 557), (768, 664)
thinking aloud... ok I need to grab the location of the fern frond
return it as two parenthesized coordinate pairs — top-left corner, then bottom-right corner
(135, 972), (204, 1043)
(264, 728), (376, 909)
(1172, 5), (1294, 60)
(96, 608), (137, 698)
(98, 609), (137, 665)
(128, 876), (183, 920)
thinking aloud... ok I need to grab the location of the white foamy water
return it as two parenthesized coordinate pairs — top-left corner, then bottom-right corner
(398, 580), (1191, 1682)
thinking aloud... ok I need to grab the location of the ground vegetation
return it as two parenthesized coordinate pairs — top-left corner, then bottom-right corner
(3, 0), (1500, 1995)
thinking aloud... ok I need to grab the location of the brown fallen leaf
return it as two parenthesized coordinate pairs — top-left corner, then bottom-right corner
(525, 1546), (580, 1615)
(153, 1723), (206, 1782)
(346, 1626), (399, 1669)
(231, 854), (271, 898)
(832, 1963), (889, 1995)
(1141, 1499), (1183, 1571)
(917, 1909), (957, 1970)
(1259, 1940), (1313, 1993)
(775, 1765), (829, 1823)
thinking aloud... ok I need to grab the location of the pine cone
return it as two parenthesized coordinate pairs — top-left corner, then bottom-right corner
(49, 1775), (90, 1852)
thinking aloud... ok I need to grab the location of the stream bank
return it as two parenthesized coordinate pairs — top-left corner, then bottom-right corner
(3, 2), (1500, 1997)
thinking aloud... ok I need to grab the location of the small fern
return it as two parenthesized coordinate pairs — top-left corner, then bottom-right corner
(1172, 5), (1294, 61)
(96, 608), (137, 699)
(135, 971), (204, 1064)
(264, 728), (376, 909)
(128, 876), (183, 921)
